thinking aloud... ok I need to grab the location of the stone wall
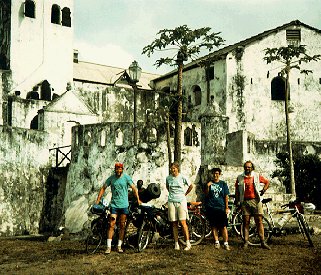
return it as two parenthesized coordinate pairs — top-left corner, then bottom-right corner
(0, 126), (51, 236)
(9, 96), (48, 128)
(63, 121), (201, 233)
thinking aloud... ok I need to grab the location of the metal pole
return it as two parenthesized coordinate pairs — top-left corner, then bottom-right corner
(133, 83), (137, 145)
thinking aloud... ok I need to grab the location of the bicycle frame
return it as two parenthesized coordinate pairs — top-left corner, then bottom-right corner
(187, 199), (242, 239)
(247, 198), (313, 247)
(85, 202), (140, 254)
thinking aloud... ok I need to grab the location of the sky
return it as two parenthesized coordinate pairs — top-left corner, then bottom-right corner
(73, 0), (321, 75)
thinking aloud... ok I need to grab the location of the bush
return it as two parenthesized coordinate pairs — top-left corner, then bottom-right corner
(272, 153), (321, 209)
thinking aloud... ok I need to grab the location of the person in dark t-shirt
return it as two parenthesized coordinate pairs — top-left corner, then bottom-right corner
(204, 168), (230, 250)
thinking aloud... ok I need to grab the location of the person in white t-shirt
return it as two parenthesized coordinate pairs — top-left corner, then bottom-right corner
(166, 161), (193, 251)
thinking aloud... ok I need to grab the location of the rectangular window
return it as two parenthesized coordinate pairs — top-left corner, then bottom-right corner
(205, 66), (214, 81)
(286, 29), (301, 46)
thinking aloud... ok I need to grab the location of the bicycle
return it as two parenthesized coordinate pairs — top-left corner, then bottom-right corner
(136, 203), (204, 252)
(187, 194), (243, 241)
(85, 202), (140, 254)
(245, 198), (314, 247)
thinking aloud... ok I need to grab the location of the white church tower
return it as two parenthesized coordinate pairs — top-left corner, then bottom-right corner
(0, 0), (74, 99)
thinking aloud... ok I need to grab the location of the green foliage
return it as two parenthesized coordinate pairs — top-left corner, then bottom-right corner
(263, 45), (321, 75)
(234, 46), (245, 61)
(142, 25), (225, 67)
(142, 25), (225, 163)
(234, 74), (245, 91)
(272, 152), (321, 209)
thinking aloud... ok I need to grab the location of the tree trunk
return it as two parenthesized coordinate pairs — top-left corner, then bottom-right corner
(166, 112), (172, 172)
(285, 68), (296, 196)
(174, 63), (183, 164)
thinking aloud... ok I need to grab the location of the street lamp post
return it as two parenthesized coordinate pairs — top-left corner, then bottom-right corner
(128, 61), (142, 145)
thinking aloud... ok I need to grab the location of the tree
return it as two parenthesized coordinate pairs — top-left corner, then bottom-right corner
(142, 25), (224, 165)
(272, 152), (321, 209)
(264, 45), (320, 196)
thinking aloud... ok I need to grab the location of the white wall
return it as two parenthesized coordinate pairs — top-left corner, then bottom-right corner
(9, 0), (74, 97)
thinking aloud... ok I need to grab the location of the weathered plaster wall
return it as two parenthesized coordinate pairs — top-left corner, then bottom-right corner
(43, 111), (98, 147)
(226, 129), (321, 172)
(0, 126), (51, 236)
(9, 96), (48, 128)
(154, 27), (321, 146)
(41, 90), (99, 147)
(63, 122), (201, 233)
(1, 71), (12, 125)
(73, 83), (155, 124)
(226, 26), (321, 141)
(9, 0), (74, 97)
(200, 111), (229, 165)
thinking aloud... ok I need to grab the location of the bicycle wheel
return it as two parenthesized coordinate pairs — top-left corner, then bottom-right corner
(179, 213), (205, 246)
(231, 210), (243, 236)
(86, 220), (103, 254)
(137, 219), (153, 252)
(242, 216), (272, 246)
(297, 214), (313, 247)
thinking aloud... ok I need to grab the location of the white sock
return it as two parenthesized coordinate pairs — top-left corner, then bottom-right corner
(224, 242), (228, 246)
(186, 240), (191, 246)
(175, 241), (179, 248)
(107, 239), (112, 247)
(215, 240), (220, 244)
(118, 240), (123, 247)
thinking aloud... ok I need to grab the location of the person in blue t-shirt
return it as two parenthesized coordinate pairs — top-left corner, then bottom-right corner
(95, 162), (141, 254)
(204, 167), (230, 250)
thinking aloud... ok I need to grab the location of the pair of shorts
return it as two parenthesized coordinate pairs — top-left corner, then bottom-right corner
(168, 201), (188, 222)
(205, 208), (228, 228)
(241, 199), (263, 216)
(110, 207), (129, 215)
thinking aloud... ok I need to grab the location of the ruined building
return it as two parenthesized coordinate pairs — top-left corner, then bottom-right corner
(0, 0), (320, 235)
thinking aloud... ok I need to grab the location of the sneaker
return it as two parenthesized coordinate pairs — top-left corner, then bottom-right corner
(223, 244), (231, 251)
(105, 247), (111, 254)
(184, 244), (191, 251)
(261, 242), (271, 250)
(117, 246), (124, 253)
(242, 242), (249, 249)
(214, 243), (220, 249)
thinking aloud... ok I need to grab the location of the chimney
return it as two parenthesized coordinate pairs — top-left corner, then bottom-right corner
(73, 49), (79, 63)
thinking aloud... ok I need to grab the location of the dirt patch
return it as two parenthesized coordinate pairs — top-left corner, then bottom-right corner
(0, 234), (320, 274)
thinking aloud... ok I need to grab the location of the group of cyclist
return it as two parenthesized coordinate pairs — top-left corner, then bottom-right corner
(95, 160), (271, 254)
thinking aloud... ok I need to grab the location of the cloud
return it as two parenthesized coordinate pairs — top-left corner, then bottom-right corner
(74, 40), (134, 69)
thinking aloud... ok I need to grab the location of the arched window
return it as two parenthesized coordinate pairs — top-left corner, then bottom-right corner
(148, 127), (157, 143)
(115, 128), (123, 146)
(51, 4), (60, 24)
(24, 0), (35, 18)
(30, 115), (38, 129)
(192, 124), (200, 146)
(271, 76), (288, 100)
(61, 7), (71, 27)
(26, 90), (39, 100)
(184, 127), (192, 146)
(100, 130), (106, 147)
(40, 80), (51, 101)
(84, 131), (92, 146)
(193, 85), (202, 106)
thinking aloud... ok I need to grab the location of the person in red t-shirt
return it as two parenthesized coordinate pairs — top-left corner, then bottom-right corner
(235, 161), (271, 250)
